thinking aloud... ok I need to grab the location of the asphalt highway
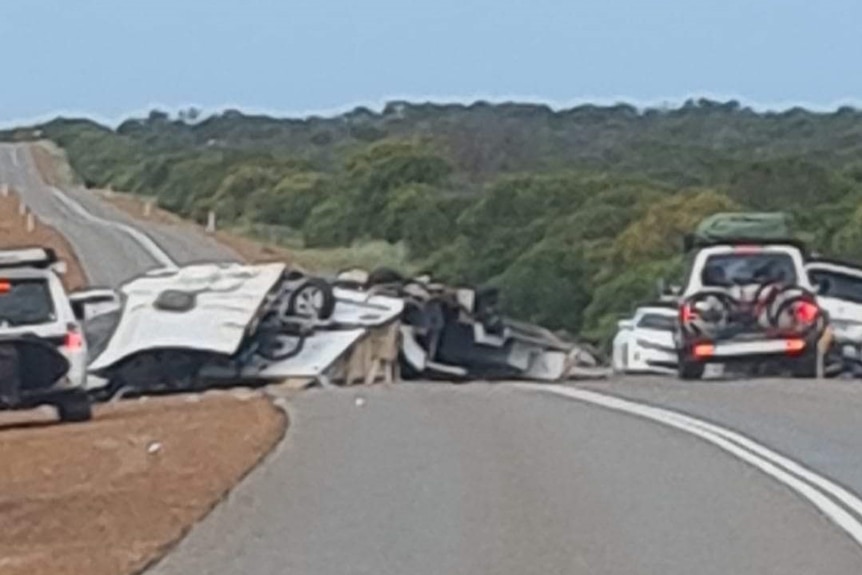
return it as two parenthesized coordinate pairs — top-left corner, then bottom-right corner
(150, 382), (862, 575)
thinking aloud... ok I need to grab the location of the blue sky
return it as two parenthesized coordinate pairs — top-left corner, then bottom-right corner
(0, 0), (859, 125)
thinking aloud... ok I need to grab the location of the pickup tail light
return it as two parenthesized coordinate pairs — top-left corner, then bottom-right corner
(785, 338), (805, 355)
(794, 300), (819, 324)
(693, 343), (714, 358)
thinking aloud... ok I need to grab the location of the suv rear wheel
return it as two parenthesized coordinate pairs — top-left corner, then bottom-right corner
(56, 391), (92, 423)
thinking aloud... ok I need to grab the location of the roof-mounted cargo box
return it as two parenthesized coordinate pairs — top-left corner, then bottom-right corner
(683, 212), (805, 252)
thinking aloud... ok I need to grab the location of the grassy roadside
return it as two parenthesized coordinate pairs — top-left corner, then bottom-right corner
(29, 139), (417, 274)
(102, 191), (416, 273)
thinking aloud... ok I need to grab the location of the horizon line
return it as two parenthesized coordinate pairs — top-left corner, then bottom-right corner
(4, 93), (862, 130)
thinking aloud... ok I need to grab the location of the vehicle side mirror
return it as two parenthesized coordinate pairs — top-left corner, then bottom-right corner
(618, 319), (634, 330)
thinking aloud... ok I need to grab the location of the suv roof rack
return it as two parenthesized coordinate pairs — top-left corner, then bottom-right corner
(682, 234), (809, 254)
(0, 247), (59, 270)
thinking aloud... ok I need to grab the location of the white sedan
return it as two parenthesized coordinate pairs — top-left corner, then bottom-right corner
(612, 305), (679, 375)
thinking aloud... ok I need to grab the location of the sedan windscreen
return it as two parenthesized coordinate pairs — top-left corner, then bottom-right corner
(0, 279), (56, 326)
(701, 253), (797, 287)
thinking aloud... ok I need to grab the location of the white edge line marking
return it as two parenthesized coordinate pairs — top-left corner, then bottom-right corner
(518, 384), (862, 549)
(49, 187), (177, 269)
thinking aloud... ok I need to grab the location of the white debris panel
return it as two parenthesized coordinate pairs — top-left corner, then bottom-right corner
(89, 263), (288, 372)
(89, 263), (403, 385)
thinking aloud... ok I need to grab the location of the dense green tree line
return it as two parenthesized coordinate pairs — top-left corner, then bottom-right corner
(6, 99), (862, 346)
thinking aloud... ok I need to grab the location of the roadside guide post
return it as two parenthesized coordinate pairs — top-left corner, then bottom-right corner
(18, 200), (26, 215)
(206, 211), (216, 233)
(143, 199), (153, 218)
(26, 212), (35, 233)
(0, 184), (7, 197)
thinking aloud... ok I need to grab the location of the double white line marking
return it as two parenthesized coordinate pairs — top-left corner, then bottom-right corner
(518, 384), (862, 549)
(50, 186), (177, 269)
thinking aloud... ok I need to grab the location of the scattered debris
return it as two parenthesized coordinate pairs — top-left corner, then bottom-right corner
(334, 268), (602, 382)
(88, 262), (403, 396)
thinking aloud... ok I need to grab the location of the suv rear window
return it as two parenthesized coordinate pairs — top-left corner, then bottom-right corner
(809, 269), (862, 304)
(0, 278), (56, 326)
(701, 253), (797, 287)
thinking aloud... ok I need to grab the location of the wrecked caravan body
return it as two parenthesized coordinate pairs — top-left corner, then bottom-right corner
(89, 263), (403, 394)
(336, 269), (599, 381)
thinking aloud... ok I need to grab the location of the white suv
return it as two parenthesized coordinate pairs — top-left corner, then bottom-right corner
(0, 248), (103, 422)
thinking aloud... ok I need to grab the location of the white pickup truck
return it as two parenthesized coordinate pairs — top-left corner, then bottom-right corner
(675, 241), (827, 379)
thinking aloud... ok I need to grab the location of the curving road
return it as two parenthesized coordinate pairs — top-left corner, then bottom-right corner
(2, 142), (862, 573)
(149, 382), (862, 575)
(0, 143), (237, 287)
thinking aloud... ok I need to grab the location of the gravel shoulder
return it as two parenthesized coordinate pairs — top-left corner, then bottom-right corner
(0, 392), (286, 575)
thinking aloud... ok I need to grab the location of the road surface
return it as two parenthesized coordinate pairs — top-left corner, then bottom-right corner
(2, 141), (862, 573)
(0, 143), (237, 287)
(150, 382), (862, 575)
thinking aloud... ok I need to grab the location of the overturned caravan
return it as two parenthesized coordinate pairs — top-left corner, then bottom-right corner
(336, 269), (601, 382)
(88, 263), (403, 395)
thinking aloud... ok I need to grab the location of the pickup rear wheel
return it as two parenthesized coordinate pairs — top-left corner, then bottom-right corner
(791, 349), (819, 378)
(678, 359), (705, 380)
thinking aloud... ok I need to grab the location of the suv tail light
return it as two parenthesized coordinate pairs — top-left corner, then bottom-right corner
(64, 327), (84, 351)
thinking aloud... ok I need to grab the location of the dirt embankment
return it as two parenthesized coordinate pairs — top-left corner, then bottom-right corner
(0, 191), (87, 291)
(0, 393), (286, 575)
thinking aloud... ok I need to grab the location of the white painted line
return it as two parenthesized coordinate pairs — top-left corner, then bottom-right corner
(518, 384), (862, 549)
(49, 187), (177, 269)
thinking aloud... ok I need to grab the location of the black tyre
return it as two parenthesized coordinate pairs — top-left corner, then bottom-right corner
(678, 359), (705, 380)
(288, 278), (336, 320)
(791, 349), (819, 378)
(56, 392), (93, 423)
